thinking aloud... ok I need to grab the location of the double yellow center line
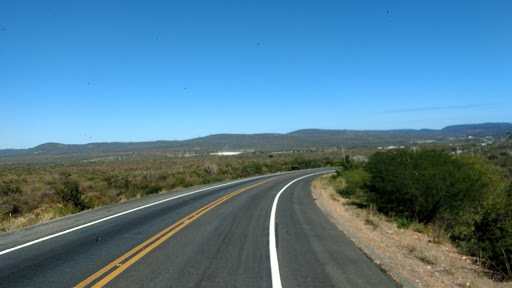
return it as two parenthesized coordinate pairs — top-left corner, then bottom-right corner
(75, 176), (280, 288)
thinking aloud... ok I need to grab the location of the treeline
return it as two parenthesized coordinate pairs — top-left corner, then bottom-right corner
(336, 148), (512, 279)
(0, 151), (340, 232)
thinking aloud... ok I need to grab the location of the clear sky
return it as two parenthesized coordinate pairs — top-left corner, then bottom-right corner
(1, 1), (511, 149)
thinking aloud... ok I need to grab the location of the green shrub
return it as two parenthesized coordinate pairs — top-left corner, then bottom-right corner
(340, 155), (353, 170)
(413, 223), (425, 233)
(0, 183), (22, 196)
(364, 149), (485, 224)
(464, 186), (512, 279)
(144, 185), (163, 195)
(364, 149), (511, 278)
(396, 217), (411, 229)
(336, 168), (370, 198)
(54, 180), (87, 211)
(241, 162), (263, 176)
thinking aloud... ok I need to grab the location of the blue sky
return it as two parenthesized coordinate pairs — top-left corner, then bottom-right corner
(1, 1), (510, 149)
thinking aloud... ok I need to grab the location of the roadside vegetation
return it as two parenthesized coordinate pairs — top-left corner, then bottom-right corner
(2, 138), (511, 281)
(332, 142), (512, 281)
(0, 151), (341, 233)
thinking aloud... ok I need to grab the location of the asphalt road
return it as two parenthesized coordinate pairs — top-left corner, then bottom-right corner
(0, 169), (398, 288)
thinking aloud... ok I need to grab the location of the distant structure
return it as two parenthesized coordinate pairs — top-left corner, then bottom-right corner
(210, 152), (243, 156)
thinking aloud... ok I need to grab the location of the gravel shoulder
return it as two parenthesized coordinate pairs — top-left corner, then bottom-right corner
(311, 174), (511, 288)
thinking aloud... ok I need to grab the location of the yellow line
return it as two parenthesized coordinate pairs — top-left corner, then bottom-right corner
(74, 194), (227, 288)
(75, 177), (280, 288)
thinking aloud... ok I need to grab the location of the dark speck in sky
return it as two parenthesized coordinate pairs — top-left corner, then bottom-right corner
(0, 2), (509, 149)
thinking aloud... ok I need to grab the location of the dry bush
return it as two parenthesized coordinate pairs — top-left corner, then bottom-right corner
(204, 164), (218, 177)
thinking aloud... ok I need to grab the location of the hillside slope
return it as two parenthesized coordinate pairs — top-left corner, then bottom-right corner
(1, 123), (510, 160)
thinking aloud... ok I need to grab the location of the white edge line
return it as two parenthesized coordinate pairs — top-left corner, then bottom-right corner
(0, 171), (297, 256)
(269, 170), (334, 288)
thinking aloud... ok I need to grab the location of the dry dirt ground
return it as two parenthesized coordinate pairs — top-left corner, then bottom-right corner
(311, 174), (511, 288)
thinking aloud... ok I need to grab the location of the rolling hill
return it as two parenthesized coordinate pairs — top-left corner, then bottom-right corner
(1, 123), (511, 162)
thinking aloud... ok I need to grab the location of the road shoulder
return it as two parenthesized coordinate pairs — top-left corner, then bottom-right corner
(311, 174), (509, 288)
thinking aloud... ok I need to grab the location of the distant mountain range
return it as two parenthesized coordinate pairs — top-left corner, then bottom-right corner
(1, 123), (511, 161)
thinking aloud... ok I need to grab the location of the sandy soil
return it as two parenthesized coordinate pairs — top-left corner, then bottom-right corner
(311, 174), (511, 288)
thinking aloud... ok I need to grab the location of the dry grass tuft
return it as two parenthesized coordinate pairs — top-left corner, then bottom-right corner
(404, 241), (439, 265)
(364, 203), (382, 229)
(427, 220), (451, 245)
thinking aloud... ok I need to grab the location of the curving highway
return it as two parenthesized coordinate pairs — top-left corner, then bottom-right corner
(0, 169), (398, 287)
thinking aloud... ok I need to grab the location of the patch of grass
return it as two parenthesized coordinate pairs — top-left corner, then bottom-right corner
(365, 203), (381, 228)
(405, 242), (439, 265)
(329, 192), (340, 202)
(0, 203), (62, 232)
(412, 222), (425, 233)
